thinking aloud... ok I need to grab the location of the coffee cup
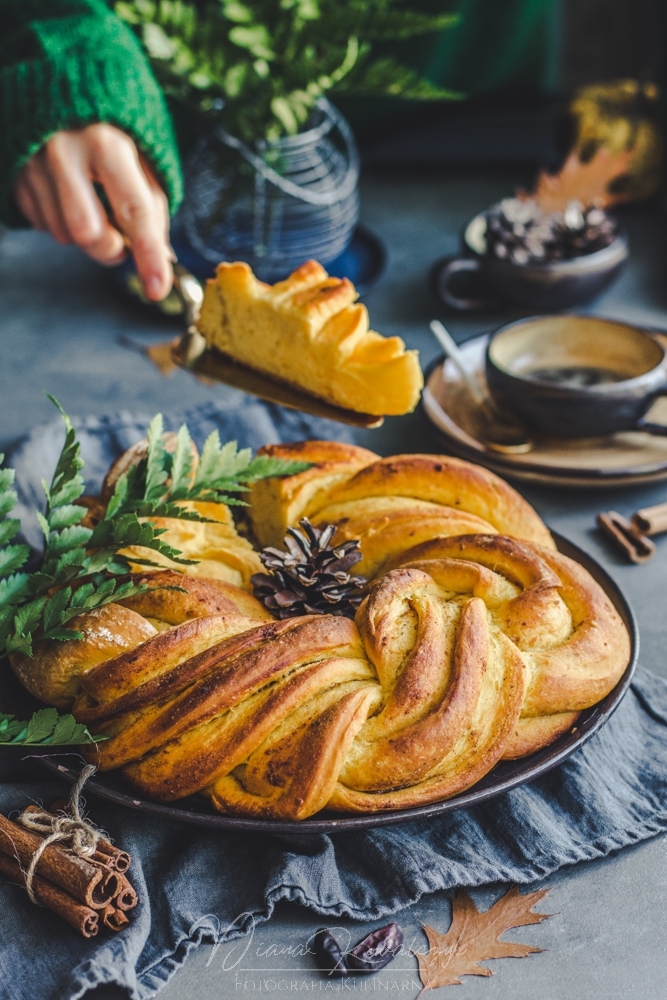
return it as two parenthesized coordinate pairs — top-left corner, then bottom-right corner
(485, 316), (667, 438)
(433, 213), (628, 312)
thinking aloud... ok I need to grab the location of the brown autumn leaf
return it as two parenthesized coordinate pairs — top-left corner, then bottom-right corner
(531, 146), (633, 212)
(414, 886), (553, 991)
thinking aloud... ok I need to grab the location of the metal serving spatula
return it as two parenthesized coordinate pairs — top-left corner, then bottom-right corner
(170, 267), (384, 428)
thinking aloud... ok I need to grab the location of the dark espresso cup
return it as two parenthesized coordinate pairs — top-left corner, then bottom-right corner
(485, 316), (667, 438)
(433, 213), (628, 312)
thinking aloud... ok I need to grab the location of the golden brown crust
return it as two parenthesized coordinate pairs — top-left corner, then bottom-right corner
(321, 561), (528, 812)
(66, 532), (629, 818)
(207, 686), (378, 819)
(249, 441), (379, 548)
(124, 656), (375, 801)
(339, 578), (492, 791)
(249, 444), (554, 557)
(328, 631), (526, 813)
(258, 440), (379, 466)
(197, 260), (423, 417)
(83, 615), (366, 772)
(11, 573), (269, 711)
(321, 499), (496, 578)
(518, 542), (631, 715)
(324, 455), (555, 549)
(117, 570), (270, 624)
(79, 614), (266, 707)
(501, 712), (581, 759)
(9, 605), (157, 708)
(390, 533), (629, 755)
(20, 431), (629, 821)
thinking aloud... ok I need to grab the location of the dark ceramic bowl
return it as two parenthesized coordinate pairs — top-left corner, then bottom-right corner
(485, 315), (667, 438)
(433, 212), (628, 312)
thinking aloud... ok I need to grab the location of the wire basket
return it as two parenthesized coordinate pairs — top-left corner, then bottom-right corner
(182, 98), (360, 282)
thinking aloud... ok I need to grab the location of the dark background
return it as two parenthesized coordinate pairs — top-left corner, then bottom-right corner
(334, 0), (666, 172)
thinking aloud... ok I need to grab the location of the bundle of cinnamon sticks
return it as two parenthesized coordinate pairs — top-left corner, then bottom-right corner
(0, 803), (138, 938)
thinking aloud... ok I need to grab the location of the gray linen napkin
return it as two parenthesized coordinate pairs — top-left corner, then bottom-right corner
(1, 403), (666, 1000)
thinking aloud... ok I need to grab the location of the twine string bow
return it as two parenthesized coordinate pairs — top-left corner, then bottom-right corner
(16, 764), (101, 904)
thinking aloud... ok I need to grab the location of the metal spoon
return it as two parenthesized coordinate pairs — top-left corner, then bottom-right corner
(429, 320), (533, 454)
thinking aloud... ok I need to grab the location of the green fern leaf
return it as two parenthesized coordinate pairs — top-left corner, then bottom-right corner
(23, 707), (59, 742)
(48, 504), (87, 531)
(42, 587), (72, 633)
(0, 708), (104, 745)
(169, 423), (196, 498)
(0, 545), (31, 579)
(47, 524), (93, 556)
(104, 471), (130, 519)
(0, 396), (310, 663)
(0, 489), (17, 520)
(0, 573), (31, 607)
(145, 413), (169, 500)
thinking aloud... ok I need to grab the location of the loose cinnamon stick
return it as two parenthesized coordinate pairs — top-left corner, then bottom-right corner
(0, 814), (120, 909)
(597, 511), (656, 564)
(101, 904), (130, 932)
(114, 874), (139, 912)
(632, 502), (667, 536)
(0, 851), (98, 938)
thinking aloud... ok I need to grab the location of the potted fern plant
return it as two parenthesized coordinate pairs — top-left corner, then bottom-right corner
(115, 0), (459, 279)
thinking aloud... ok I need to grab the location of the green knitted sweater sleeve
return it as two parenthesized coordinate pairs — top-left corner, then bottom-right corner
(0, 0), (183, 225)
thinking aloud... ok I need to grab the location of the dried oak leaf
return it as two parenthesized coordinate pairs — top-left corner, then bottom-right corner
(415, 886), (552, 991)
(532, 147), (633, 212)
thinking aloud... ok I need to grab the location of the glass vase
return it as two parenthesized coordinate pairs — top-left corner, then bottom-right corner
(181, 98), (359, 282)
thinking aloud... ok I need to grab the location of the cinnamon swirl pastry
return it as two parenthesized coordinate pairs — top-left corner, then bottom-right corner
(249, 442), (555, 576)
(10, 435), (629, 820)
(64, 535), (628, 819)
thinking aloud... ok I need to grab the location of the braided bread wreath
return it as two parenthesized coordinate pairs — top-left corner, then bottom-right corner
(10, 441), (630, 821)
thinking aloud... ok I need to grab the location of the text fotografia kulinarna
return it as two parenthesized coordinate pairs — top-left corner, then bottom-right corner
(234, 977), (423, 992)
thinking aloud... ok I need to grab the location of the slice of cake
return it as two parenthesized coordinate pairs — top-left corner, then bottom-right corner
(197, 260), (423, 417)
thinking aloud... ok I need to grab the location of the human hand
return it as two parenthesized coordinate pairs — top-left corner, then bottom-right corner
(13, 123), (174, 301)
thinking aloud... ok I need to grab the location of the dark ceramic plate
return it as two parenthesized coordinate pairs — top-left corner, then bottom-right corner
(33, 532), (638, 834)
(109, 224), (386, 309)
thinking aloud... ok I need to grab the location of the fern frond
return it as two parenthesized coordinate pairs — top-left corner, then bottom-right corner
(0, 707), (105, 745)
(0, 400), (311, 662)
(114, 0), (461, 142)
(104, 421), (311, 517)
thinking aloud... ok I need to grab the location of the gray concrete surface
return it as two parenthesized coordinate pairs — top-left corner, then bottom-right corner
(2, 168), (667, 998)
